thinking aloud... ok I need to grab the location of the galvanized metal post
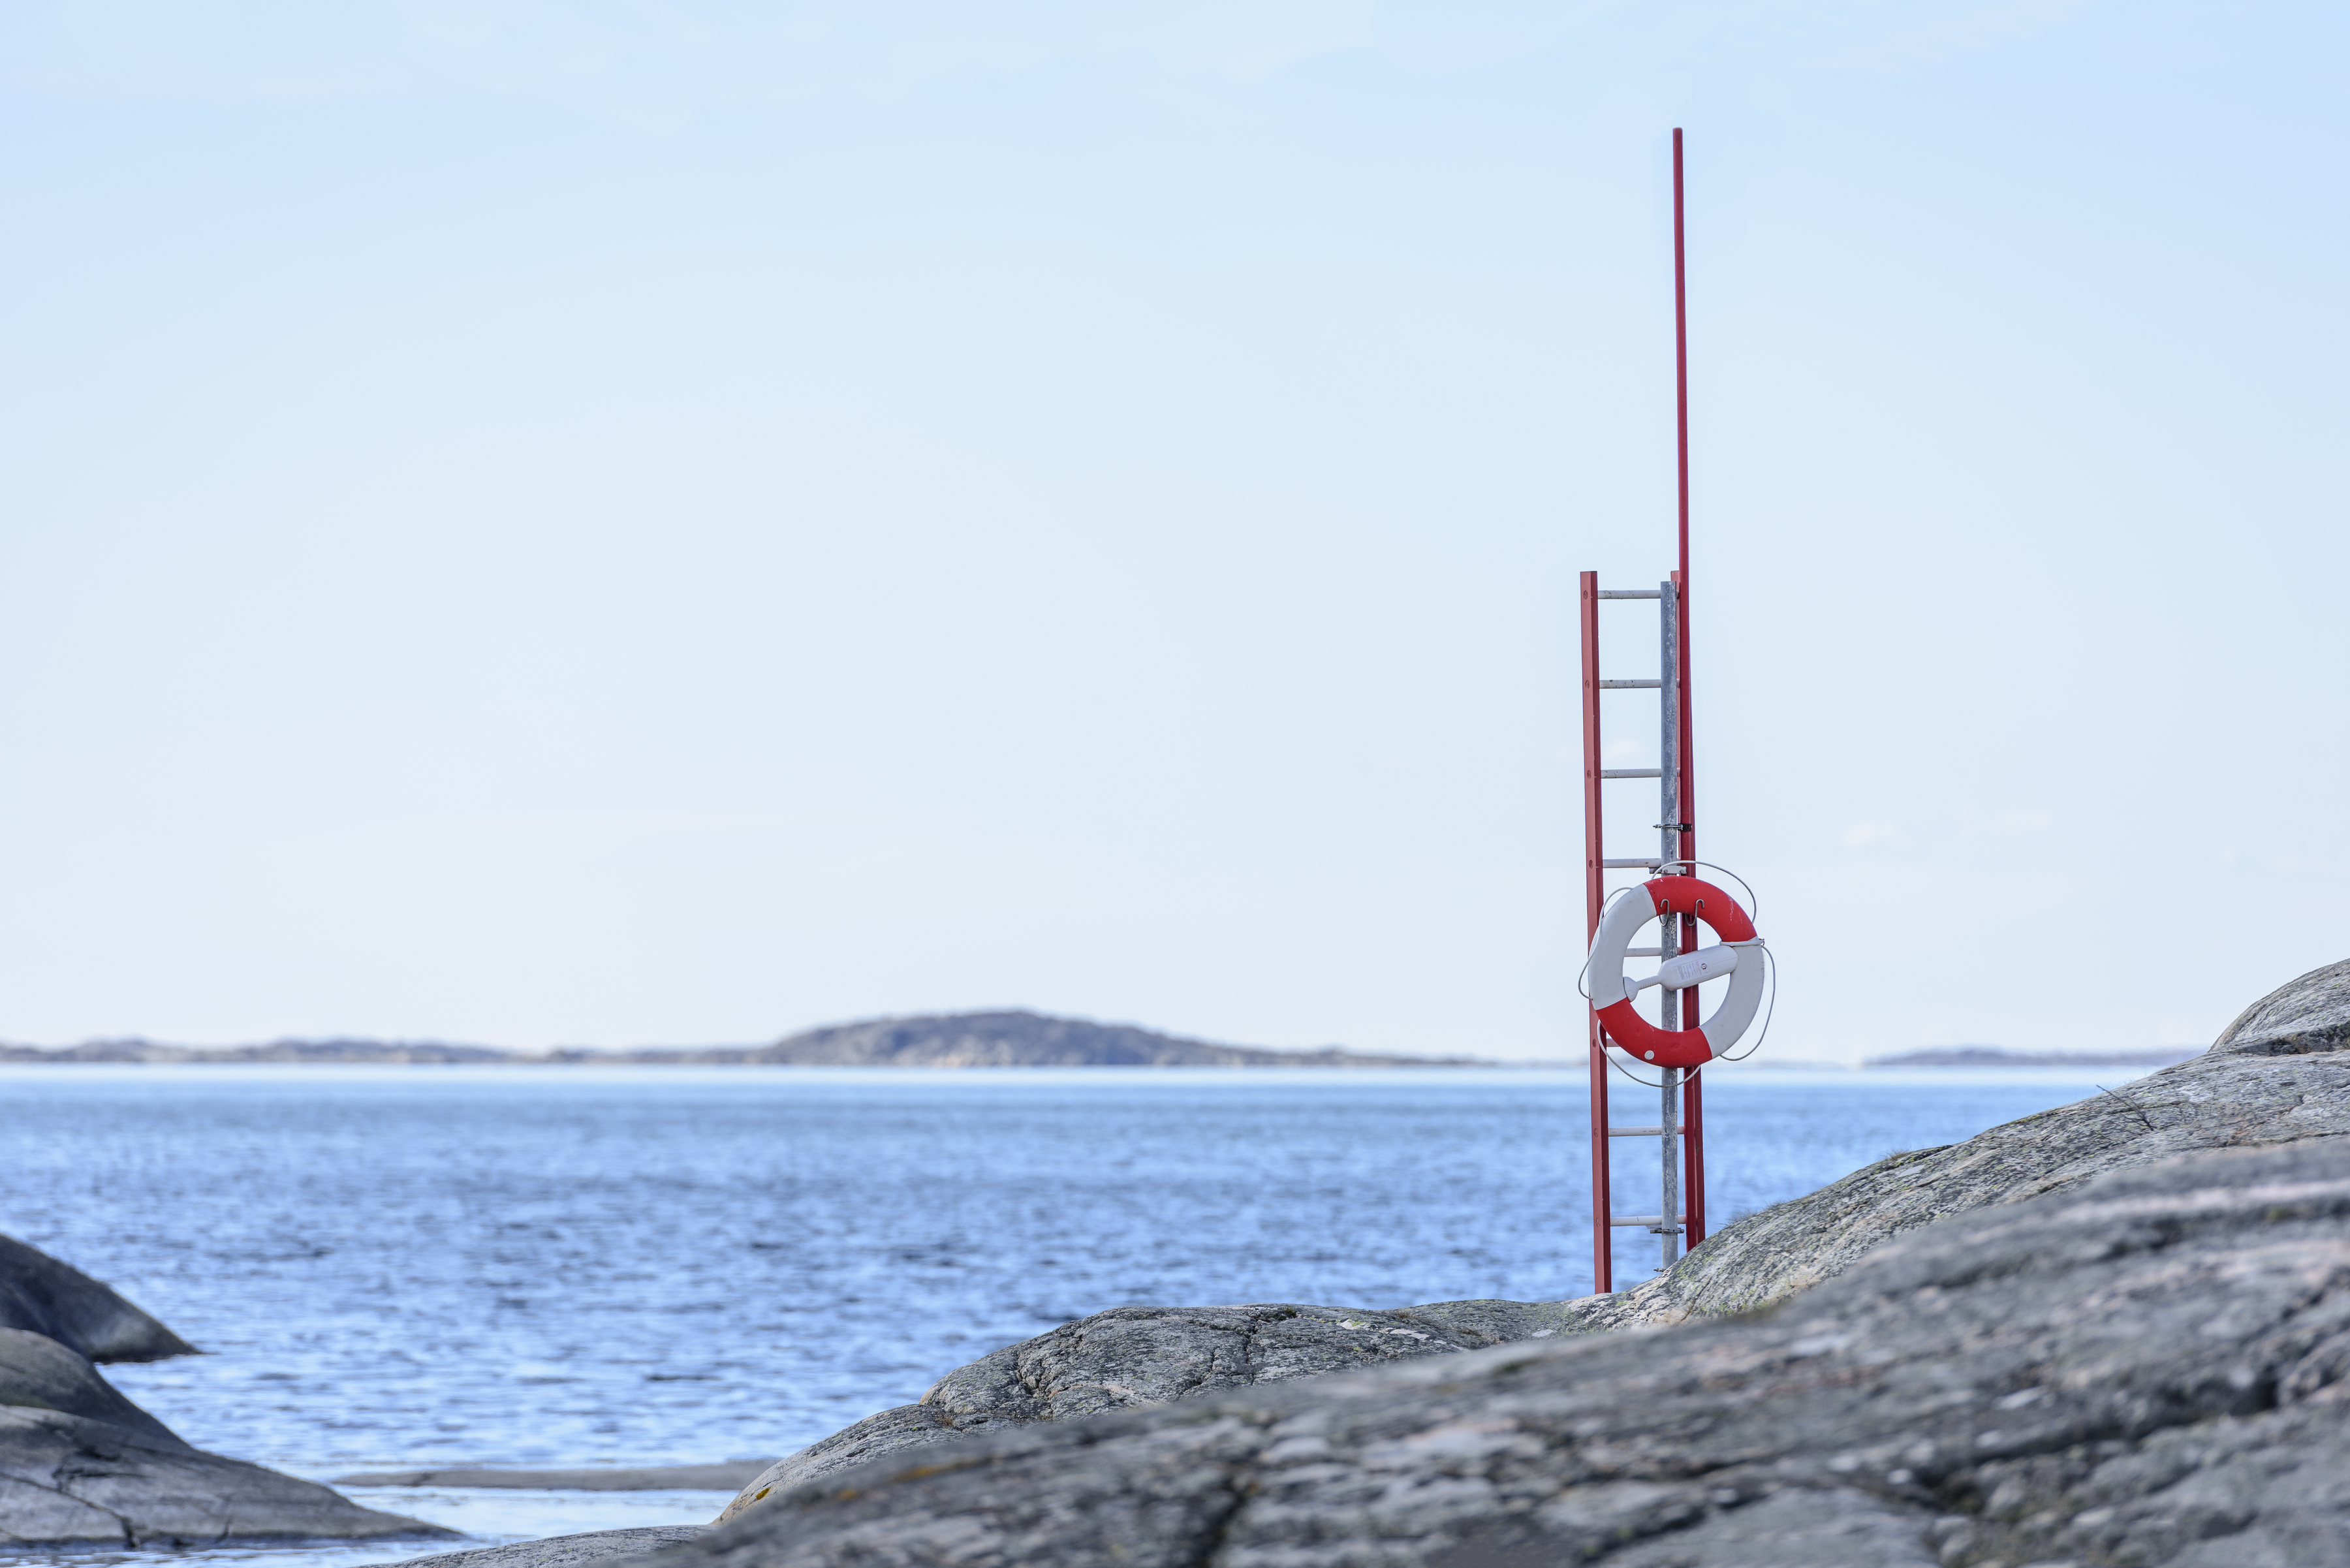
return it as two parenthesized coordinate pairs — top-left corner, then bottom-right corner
(1659, 578), (1681, 894)
(1674, 569), (1706, 1247)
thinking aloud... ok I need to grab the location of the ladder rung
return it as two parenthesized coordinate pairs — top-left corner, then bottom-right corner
(1607, 1125), (1665, 1137)
(1597, 679), (1661, 689)
(1596, 589), (1662, 600)
(1608, 1215), (1688, 1227)
(1627, 947), (1662, 956)
(1602, 858), (1661, 869)
(1601, 768), (1663, 779)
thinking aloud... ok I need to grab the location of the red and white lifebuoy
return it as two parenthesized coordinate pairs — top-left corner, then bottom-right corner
(1588, 875), (1767, 1069)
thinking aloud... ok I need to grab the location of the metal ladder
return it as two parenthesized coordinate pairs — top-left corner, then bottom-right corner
(1578, 571), (1706, 1293)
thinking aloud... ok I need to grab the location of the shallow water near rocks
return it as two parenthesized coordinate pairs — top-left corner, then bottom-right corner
(0, 1489), (720, 1568)
(0, 1063), (2157, 1563)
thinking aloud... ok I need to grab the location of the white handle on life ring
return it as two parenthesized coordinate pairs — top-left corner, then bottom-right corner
(1588, 875), (1766, 1069)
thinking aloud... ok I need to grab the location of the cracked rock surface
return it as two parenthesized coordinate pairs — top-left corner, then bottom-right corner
(714, 1300), (1573, 1518)
(0, 1327), (445, 1547)
(377, 1526), (710, 1568)
(633, 1138), (2350, 1567)
(0, 1234), (198, 1364)
(1563, 956), (2350, 1333)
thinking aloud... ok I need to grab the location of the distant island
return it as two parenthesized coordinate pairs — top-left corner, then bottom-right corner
(1863, 1044), (2201, 1069)
(0, 1010), (1488, 1069)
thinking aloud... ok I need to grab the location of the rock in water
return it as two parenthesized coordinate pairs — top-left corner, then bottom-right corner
(0, 1234), (197, 1362)
(714, 1300), (1574, 1518)
(0, 1328), (445, 1546)
(373, 1526), (707, 1568)
(0, 1324), (184, 1447)
(337, 1463), (773, 1492)
(623, 1139), (2350, 1567)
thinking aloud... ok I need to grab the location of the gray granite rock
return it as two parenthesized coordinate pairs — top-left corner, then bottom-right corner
(0, 1327), (443, 1546)
(0, 1323), (185, 1446)
(336, 1463), (771, 1492)
(1565, 958), (2350, 1332)
(0, 1234), (197, 1362)
(713, 1300), (1574, 1520)
(2211, 955), (2350, 1056)
(616, 1138), (2350, 1566)
(375, 1526), (705, 1568)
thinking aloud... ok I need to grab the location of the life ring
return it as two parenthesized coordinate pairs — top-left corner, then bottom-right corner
(1588, 875), (1767, 1069)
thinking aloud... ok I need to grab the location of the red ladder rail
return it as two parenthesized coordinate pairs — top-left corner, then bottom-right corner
(1578, 571), (1612, 1294)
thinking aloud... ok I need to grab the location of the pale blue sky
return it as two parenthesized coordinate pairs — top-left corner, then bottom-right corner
(0, 1), (2340, 1059)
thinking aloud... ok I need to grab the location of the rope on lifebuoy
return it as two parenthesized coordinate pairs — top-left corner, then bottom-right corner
(1586, 875), (1767, 1069)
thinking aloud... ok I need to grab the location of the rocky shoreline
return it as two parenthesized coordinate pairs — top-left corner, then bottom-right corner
(673, 1135), (2350, 1567)
(653, 957), (2350, 1565)
(0, 1238), (437, 1548)
(0, 1323), (443, 1549)
(3, 960), (2342, 1563)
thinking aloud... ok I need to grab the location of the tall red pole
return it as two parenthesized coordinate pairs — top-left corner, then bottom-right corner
(1579, 571), (1612, 1294)
(1674, 129), (1691, 599)
(1672, 129), (1706, 1247)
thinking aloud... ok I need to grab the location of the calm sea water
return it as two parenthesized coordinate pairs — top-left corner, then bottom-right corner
(0, 1063), (2151, 1563)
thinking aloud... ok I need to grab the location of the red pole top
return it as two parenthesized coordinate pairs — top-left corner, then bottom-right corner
(1671, 131), (1694, 878)
(1673, 128), (1689, 589)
